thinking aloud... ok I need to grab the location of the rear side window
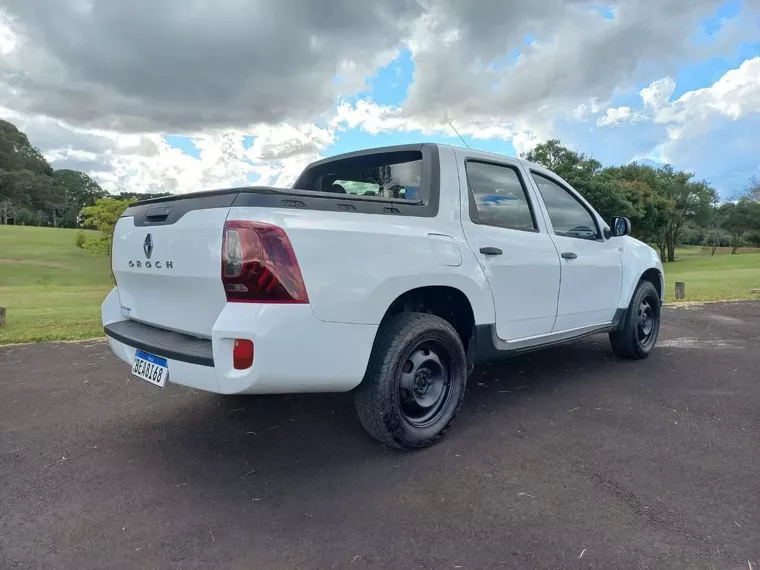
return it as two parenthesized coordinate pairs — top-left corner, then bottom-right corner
(297, 151), (425, 201)
(465, 161), (536, 231)
(531, 173), (600, 240)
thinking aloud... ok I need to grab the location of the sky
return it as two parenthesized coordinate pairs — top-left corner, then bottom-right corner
(0, 0), (759, 199)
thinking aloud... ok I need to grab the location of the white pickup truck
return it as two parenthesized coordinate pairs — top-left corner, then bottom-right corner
(103, 143), (664, 449)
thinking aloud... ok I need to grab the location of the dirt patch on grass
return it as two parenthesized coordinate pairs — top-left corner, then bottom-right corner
(0, 258), (73, 270)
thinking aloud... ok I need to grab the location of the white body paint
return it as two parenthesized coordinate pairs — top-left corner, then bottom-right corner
(104, 144), (664, 394)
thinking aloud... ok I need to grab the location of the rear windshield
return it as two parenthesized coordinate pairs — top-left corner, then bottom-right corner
(295, 150), (426, 201)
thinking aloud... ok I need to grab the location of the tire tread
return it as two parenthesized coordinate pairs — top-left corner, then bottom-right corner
(354, 313), (466, 449)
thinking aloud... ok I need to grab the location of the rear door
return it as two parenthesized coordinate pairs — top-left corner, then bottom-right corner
(526, 170), (623, 332)
(457, 151), (561, 341)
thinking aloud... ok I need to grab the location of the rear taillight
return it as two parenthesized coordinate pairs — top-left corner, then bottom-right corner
(221, 221), (309, 304)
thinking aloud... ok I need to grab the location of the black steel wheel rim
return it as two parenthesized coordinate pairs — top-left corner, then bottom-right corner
(637, 295), (658, 348)
(398, 339), (453, 428)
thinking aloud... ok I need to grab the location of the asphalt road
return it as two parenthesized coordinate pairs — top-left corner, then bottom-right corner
(2, 302), (759, 570)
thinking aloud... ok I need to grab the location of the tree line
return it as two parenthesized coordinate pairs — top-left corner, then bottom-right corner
(0, 119), (167, 229)
(2, 118), (759, 262)
(523, 140), (760, 261)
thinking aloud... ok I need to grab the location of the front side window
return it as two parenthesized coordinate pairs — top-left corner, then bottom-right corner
(531, 173), (600, 240)
(465, 161), (536, 231)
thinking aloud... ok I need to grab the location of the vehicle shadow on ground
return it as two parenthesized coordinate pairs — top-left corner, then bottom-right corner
(101, 337), (631, 497)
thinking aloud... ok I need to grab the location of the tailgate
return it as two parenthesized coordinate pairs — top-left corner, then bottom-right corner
(112, 198), (233, 337)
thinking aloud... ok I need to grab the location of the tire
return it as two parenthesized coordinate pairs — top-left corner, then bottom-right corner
(354, 312), (468, 450)
(609, 280), (661, 359)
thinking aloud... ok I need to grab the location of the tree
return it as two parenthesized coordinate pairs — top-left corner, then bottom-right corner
(51, 169), (107, 227)
(744, 176), (760, 202)
(722, 198), (760, 253)
(679, 221), (706, 247)
(1, 119), (108, 228)
(114, 191), (172, 202)
(523, 140), (638, 224)
(1, 169), (50, 219)
(80, 197), (135, 255)
(0, 198), (17, 225)
(0, 119), (53, 176)
(702, 206), (731, 255)
(524, 141), (720, 262)
(702, 229), (731, 255)
(746, 229), (760, 247)
(639, 165), (716, 262)
(523, 139), (603, 181)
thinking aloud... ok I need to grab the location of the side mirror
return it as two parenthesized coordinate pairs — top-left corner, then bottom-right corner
(610, 216), (631, 237)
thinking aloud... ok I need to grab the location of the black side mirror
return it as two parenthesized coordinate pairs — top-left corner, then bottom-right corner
(610, 216), (631, 237)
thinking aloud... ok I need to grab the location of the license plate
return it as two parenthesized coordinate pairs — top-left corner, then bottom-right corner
(131, 350), (168, 388)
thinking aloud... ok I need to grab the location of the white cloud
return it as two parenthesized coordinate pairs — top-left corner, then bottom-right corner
(0, 11), (16, 55)
(618, 57), (760, 193)
(0, 106), (335, 193)
(572, 99), (602, 121)
(401, 0), (730, 132)
(658, 57), (760, 124)
(627, 57), (760, 161)
(640, 78), (677, 110)
(0, 0), (420, 131)
(597, 106), (647, 127)
(330, 98), (550, 154)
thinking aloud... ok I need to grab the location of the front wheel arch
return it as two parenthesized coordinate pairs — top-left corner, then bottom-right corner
(640, 267), (663, 303)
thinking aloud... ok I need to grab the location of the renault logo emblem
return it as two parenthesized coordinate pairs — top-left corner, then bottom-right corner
(143, 234), (153, 259)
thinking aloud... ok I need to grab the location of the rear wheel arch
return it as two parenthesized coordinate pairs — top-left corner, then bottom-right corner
(377, 286), (476, 352)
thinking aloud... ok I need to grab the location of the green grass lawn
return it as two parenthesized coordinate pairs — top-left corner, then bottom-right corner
(0, 226), (759, 345)
(0, 226), (114, 344)
(663, 246), (760, 303)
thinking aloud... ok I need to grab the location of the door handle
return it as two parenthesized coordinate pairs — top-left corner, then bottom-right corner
(561, 252), (577, 260)
(480, 247), (503, 256)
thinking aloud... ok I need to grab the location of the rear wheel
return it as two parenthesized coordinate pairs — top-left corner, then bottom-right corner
(609, 280), (661, 359)
(354, 313), (467, 450)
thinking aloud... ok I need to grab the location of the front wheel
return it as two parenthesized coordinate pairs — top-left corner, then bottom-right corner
(609, 280), (661, 359)
(354, 313), (468, 450)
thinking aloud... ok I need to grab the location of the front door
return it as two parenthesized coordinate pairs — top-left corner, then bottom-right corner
(458, 154), (561, 341)
(527, 171), (623, 332)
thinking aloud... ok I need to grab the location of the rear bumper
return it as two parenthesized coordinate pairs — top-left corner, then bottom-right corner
(104, 320), (214, 367)
(102, 287), (378, 395)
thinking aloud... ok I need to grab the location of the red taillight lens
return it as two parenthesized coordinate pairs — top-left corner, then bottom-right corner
(233, 339), (254, 370)
(221, 221), (309, 304)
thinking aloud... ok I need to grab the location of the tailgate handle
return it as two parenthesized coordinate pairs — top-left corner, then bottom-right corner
(281, 199), (305, 208)
(383, 206), (400, 214)
(337, 203), (356, 212)
(145, 205), (172, 223)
